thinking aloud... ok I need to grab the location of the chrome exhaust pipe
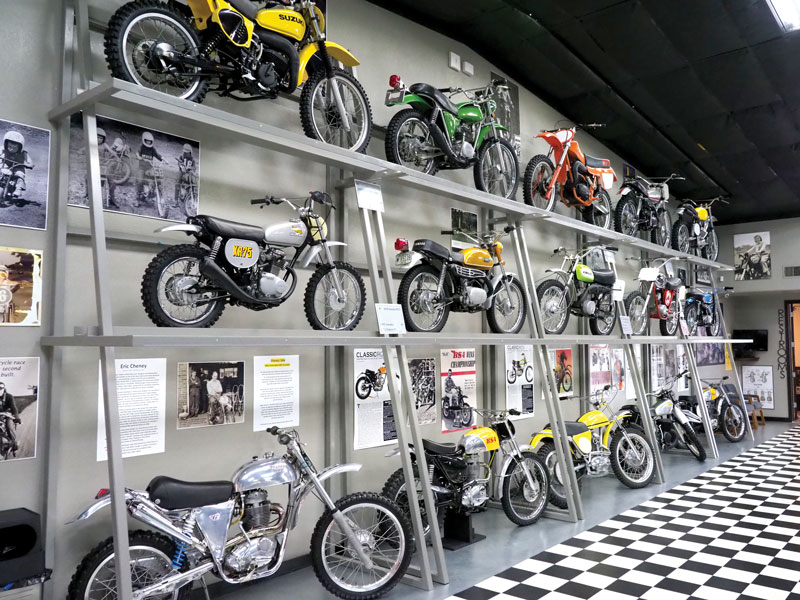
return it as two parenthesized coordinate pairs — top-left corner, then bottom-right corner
(131, 562), (215, 600)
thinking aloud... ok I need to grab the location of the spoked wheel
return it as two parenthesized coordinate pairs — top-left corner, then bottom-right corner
(381, 466), (437, 541)
(583, 190), (612, 229)
(105, 0), (208, 102)
(501, 452), (549, 526)
(702, 228), (719, 262)
(561, 370), (573, 392)
(522, 155), (556, 210)
(706, 311), (722, 337)
(536, 279), (569, 335)
(624, 292), (648, 336)
(487, 276), (527, 334)
(507, 369), (517, 384)
(610, 425), (655, 489)
(684, 302), (699, 336)
(474, 137), (519, 199)
(536, 440), (580, 509)
(300, 67), (373, 154)
(652, 209), (672, 247)
(524, 365), (534, 382)
(398, 264), (449, 332)
(385, 109), (437, 174)
(355, 375), (372, 400)
(589, 291), (617, 335)
(107, 158), (131, 185)
(614, 196), (638, 237)
(659, 306), (679, 336)
(154, 176), (166, 218)
(141, 244), (225, 327)
(311, 493), (411, 600)
(304, 262), (367, 331)
(680, 421), (706, 461)
(720, 403), (746, 442)
(671, 220), (692, 254)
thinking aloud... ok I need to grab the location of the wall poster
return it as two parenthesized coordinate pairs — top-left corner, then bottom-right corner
(441, 348), (477, 433)
(611, 348), (626, 393)
(409, 357), (436, 426)
(0, 357), (39, 461)
(97, 358), (166, 461)
(0, 117), (50, 230)
(353, 349), (396, 449)
(547, 348), (574, 398)
(253, 355), (299, 430)
(589, 345), (610, 397)
(696, 342), (725, 367)
(0, 246), (42, 326)
(505, 345), (534, 418)
(177, 361), (245, 429)
(489, 71), (521, 156)
(734, 231), (771, 280)
(742, 365), (774, 410)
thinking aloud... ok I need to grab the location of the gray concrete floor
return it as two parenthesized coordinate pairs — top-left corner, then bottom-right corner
(215, 421), (793, 600)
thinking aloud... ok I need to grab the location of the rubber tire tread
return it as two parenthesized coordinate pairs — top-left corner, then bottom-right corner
(536, 440), (581, 509)
(536, 279), (569, 335)
(104, 0), (209, 103)
(310, 492), (412, 600)
(397, 263), (450, 332)
(141, 244), (224, 327)
(589, 292), (617, 336)
(486, 276), (527, 334)
(683, 302), (699, 336)
(381, 465), (437, 542)
(582, 189), (612, 229)
(651, 209), (671, 247)
(522, 155), (556, 209)
(609, 425), (655, 489)
(721, 403), (747, 443)
(671, 220), (692, 254)
(384, 109), (438, 175)
(355, 375), (372, 399)
(680, 421), (706, 461)
(659, 310), (679, 336)
(473, 137), (519, 199)
(614, 195), (638, 236)
(304, 261), (367, 331)
(500, 451), (549, 526)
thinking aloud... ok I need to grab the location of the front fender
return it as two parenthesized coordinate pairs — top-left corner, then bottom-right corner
(476, 124), (509, 149)
(316, 463), (362, 485)
(154, 223), (202, 234)
(68, 491), (134, 524)
(602, 413), (631, 448)
(298, 41), (360, 86)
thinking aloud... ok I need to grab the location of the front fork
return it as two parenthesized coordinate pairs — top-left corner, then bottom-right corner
(315, 34), (352, 133)
(322, 243), (346, 302)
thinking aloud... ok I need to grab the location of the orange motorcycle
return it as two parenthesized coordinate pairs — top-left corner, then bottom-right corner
(523, 124), (617, 229)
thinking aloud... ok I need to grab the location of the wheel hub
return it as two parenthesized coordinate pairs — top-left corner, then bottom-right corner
(412, 289), (437, 314)
(165, 275), (200, 305)
(327, 287), (347, 311)
(345, 528), (376, 559)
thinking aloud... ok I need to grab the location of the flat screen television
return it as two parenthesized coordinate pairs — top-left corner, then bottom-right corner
(732, 329), (768, 354)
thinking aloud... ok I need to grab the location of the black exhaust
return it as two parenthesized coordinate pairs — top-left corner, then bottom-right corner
(256, 30), (300, 94)
(199, 258), (272, 305)
(428, 120), (469, 168)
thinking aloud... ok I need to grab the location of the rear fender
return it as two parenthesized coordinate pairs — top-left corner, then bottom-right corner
(386, 92), (433, 111)
(155, 223), (202, 234)
(69, 491), (134, 523)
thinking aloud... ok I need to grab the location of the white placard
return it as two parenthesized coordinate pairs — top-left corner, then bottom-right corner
(353, 349), (396, 449)
(604, 249), (616, 264)
(253, 355), (299, 430)
(612, 279), (626, 302)
(375, 303), (406, 334)
(679, 319), (690, 336)
(504, 345), (534, 418)
(354, 180), (384, 212)
(620, 315), (633, 336)
(97, 358), (166, 461)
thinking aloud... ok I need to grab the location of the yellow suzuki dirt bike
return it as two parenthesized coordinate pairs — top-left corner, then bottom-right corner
(105, 0), (372, 153)
(531, 385), (655, 508)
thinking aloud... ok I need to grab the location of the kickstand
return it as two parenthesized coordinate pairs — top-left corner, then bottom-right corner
(199, 577), (211, 600)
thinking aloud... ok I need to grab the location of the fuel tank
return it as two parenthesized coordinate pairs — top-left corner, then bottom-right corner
(459, 427), (500, 454)
(232, 455), (299, 492)
(256, 7), (307, 41)
(460, 248), (493, 270)
(264, 219), (307, 248)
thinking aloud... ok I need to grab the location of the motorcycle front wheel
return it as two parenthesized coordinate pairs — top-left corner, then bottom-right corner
(671, 220), (693, 254)
(304, 262), (367, 331)
(141, 244), (225, 327)
(702, 228), (719, 262)
(582, 189), (612, 229)
(720, 403), (746, 442)
(652, 209), (672, 247)
(474, 137), (519, 199)
(107, 158), (131, 185)
(501, 452), (549, 526)
(609, 425), (655, 489)
(624, 291), (649, 336)
(487, 276), (527, 334)
(684, 302), (699, 336)
(384, 109), (437, 174)
(300, 67), (372, 154)
(659, 306), (679, 336)
(311, 492), (411, 600)
(522, 155), (556, 210)
(614, 195), (639, 237)
(536, 279), (569, 335)
(398, 264), (449, 332)
(679, 421), (706, 461)
(355, 375), (372, 400)
(105, 0), (209, 102)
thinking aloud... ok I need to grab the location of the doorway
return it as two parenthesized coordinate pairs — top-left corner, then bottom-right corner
(785, 301), (800, 421)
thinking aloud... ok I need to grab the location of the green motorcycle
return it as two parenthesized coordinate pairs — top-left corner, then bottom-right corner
(384, 75), (519, 199)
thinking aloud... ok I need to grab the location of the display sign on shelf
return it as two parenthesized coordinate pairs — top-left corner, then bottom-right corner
(375, 303), (406, 334)
(548, 348), (574, 399)
(354, 179), (384, 212)
(619, 316), (633, 336)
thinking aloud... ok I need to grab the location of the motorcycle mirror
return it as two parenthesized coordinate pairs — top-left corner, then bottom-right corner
(508, 408), (520, 416)
(605, 246), (619, 252)
(503, 225), (515, 234)
(722, 376), (729, 381)
(266, 426), (279, 435)
(603, 384), (611, 391)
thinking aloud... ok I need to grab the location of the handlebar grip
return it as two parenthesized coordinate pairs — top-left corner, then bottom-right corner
(438, 87), (453, 93)
(508, 408), (520, 416)
(605, 246), (618, 252)
(278, 433), (291, 446)
(267, 426), (279, 435)
(440, 230), (454, 235)
(553, 247), (563, 254)
(724, 286), (734, 291)
(250, 198), (265, 205)
(503, 225), (516, 234)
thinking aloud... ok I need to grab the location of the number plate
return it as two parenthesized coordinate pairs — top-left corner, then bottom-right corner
(395, 252), (413, 266)
(385, 89), (406, 105)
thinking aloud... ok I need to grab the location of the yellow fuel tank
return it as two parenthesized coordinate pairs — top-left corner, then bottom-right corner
(695, 206), (709, 221)
(460, 427), (500, 453)
(256, 7), (307, 41)
(579, 410), (610, 429)
(460, 248), (493, 270)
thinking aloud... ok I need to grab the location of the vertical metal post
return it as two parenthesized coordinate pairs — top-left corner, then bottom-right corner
(682, 340), (720, 458)
(75, 0), (93, 89)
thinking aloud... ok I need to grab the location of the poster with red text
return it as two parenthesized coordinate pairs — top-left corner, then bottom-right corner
(441, 348), (477, 433)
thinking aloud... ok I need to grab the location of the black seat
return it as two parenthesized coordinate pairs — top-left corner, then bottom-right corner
(592, 269), (616, 285)
(450, 251), (465, 264)
(664, 277), (683, 291)
(585, 155), (611, 168)
(545, 422), (590, 436)
(147, 475), (234, 510)
(228, 0), (259, 20)
(409, 83), (460, 115)
(422, 438), (458, 456)
(197, 215), (265, 243)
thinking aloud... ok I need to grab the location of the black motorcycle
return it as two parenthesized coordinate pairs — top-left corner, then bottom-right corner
(442, 386), (472, 429)
(0, 411), (18, 460)
(672, 197), (725, 261)
(614, 171), (682, 247)
(681, 376), (747, 443)
(684, 287), (732, 337)
(355, 364), (387, 399)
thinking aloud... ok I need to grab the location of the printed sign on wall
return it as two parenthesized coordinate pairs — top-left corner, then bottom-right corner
(441, 348), (477, 433)
(742, 365), (774, 410)
(505, 345), (534, 418)
(409, 357), (437, 426)
(589, 345), (610, 397)
(353, 349), (396, 449)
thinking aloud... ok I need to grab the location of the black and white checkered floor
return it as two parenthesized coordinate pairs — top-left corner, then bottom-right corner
(447, 427), (800, 600)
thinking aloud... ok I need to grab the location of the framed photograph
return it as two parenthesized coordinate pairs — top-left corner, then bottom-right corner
(69, 114), (200, 221)
(0, 118), (50, 230)
(696, 343), (725, 366)
(177, 361), (245, 429)
(0, 357), (40, 461)
(695, 267), (712, 285)
(734, 231), (771, 280)
(409, 357), (437, 425)
(0, 246), (42, 326)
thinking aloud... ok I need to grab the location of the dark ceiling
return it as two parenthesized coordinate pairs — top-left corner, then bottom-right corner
(366, 0), (800, 224)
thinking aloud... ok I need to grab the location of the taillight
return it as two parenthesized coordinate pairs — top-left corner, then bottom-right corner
(95, 488), (110, 499)
(395, 238), (409, 251)
(389, 74), (403, 89)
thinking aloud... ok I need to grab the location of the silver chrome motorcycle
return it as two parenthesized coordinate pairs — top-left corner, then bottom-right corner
(67, 427), (412, 600)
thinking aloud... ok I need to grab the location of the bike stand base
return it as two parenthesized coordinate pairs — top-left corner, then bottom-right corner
(441, 510), (485, 550)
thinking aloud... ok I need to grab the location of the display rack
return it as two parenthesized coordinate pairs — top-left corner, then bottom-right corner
(41, 3), (753, 600)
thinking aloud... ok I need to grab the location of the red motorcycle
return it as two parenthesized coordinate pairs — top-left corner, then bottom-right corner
(624, 257), (686, 336)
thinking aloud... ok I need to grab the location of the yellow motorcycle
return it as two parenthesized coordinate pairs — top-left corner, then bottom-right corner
(105, 0), (372, 153)
(531, 385), (655, 508)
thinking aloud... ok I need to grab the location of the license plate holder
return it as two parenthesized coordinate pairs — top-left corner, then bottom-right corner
(385, 89), (406, 105)
(395, 252), (413, 266)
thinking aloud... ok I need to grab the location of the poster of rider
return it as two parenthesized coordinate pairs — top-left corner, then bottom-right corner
(611, 348), (626, 393)
(68, 114), (200, 221)
(0, 357), (39, 462)
(0, 118), (50, 230)
(548, 348), (574, 398)
(589, 344), (611, 397)
(441, 348), (477, 433)
(489, 71), (521, 157)
(696, 342), (725, 367)
(734, 231), (771, 280)
(409, 357), (436, 426)
(0, 246), (42, 326)
(505, 345), (533, 418)
(353, 349), (397, 450)
(177, 361), (245, 429)
(742, 365), (774, 410)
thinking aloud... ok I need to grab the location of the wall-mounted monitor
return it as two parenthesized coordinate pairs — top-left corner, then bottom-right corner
(732, 329), (768, 354)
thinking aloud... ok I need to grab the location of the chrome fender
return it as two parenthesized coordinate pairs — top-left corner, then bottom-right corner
(296, 464), (362, 505)
(299, 241), (347, 268)
(496, 446), (539, 500)
(154, 223), (202, 234)
(398, 251), (424, 271)
(68, 491), (134, 523)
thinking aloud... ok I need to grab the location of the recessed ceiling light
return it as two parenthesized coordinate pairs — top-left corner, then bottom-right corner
(766, 0), (800, 32)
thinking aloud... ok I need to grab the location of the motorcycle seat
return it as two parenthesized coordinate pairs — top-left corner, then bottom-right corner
(422, 438), (458, 456)
(228, 0), (259, 21)
(664, 277), (683, 291)
(545, 421), (590, 436)
(585, 155), (611, 169)
(197, 215), (265, 243)
(591, 269), (616, 286)
(409, 83), (460, 116)
(147, 475), (234, 510)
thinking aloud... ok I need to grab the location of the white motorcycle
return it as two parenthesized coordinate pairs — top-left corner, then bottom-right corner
(67, 427), (412, 600)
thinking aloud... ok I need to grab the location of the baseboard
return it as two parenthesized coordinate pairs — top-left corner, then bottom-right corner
(764, 416), (793, 423)
(188, 554), (311, 599)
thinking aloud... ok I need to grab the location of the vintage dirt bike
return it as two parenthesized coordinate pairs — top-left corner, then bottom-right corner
(0, 412), (17, 460)
(671, 197), (725, 261)
(537, 245), (622, 335)
(681, 376), (747, 443)
(531, 385), (655, 508)
(383, 408), (549, 531)
(395, 226), (526, 334)
(553, 355), (573, 393)
(623, 257), (686, 336)
(0, 160), (30, 203)
(614, 171), (682, 246)
(106, 136), (133, 184)
(442, 386), (472, 429)
(507, 355), (533, 384)
(736, 250), (770, 280)
(67, 426), (411, 600)
(624, 370), (706, 461)
(142, 191), (366, 330)
(384, 76), (518, 198)
(523, 123), (617, 228)
(683, 286), (732, 337)
(139, 157), (167, 218)
(355, 364), (386, 399)
(105, 0), (372, 153)
(174, 158), (198, 216)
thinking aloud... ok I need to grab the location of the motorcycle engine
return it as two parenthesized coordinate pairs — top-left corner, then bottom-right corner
(257, 248), (289, 299)
(461, 282), (488, 307)
(642, 202), (658, 229)
(586, 452), (610, 476)
(224, 535), (277, 573)
(453, 125), (476, 160)
(224, 489), (280, 573)
(567, 160), (591, 201)
(460, 482), (489, 508)
(243, 489), (271, 530)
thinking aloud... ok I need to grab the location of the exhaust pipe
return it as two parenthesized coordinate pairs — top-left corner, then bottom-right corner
(132, 562), (215, 600)
(428, 121), (469, 168)
(129, 501), (202, 548)
(256, 30), (300, 94)
(199, 258), (274, 306)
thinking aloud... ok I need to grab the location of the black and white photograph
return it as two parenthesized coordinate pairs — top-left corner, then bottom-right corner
(450, 207), (478, 251)
(0, 357), (39, 462)
(68, 114), (200, 221)
(409, 357), (436, 425)
(0, 246), (43, 326)
(177, 361), (245, 429)
(0, 118), (50, 231)
(696, 342), (725, 367)
(734, 231), (771, 280)
(695, 266), (712, 285)
(489, 71), (521, 156)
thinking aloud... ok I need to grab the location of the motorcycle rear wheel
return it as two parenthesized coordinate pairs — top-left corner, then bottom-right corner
(684, 302), (699, 336)
(304, 261), (367, 331)
(507, 369), (517, 384)
(384, 109), (438, 174)
(659, 307), (679, 336)
(522, 155), (556, 210)
(355, 375), (372, 400)
(501, 451), (549, 526)
(610, 425), (655, 489)
(474, 137), (519, 199)
(381, 466), (439, 541)
(589, 291), (617, 335)
(398, 264), (450, 332)
(702, 228), (719, 262)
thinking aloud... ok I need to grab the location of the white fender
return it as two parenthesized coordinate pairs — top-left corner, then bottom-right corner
(299, 242), (347, 268)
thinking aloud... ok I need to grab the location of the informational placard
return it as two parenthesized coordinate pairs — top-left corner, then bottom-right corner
(650, 345), (665, 391)
(742, 365), (774, 410)
(353, 349), (396, 449)
(441, 348), (477, 433)
(0, 357), (39, 461)
(97, 358), (166, 461)
(625, 345), (643, 400)
(548, 348), (574, 398)
(253, 355), (299, 430)
(589, 345), (611, 397)
(409, 357), (436, 425)
(676, 345), (690, 392)
(505, 345), (534, 418)
(354, 180), (384, 212)
(619, 315), (633, 336)
(375, 303), (406, 334)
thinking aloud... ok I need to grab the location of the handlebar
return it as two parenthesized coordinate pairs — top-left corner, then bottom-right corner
(440, 230), (453, 235)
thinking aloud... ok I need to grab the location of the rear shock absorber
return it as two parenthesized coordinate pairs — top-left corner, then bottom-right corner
(208, 236), (222, 261)
(201, 29), (225, 56)
(171, 513), (196, 570)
